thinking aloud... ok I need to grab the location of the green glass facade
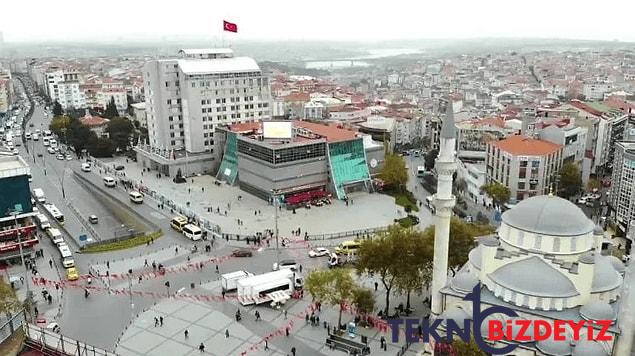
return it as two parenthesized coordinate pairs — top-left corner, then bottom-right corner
(0, 175), (33, 217)
(217, 132), (239, 185)
(327, 138), (371, 199)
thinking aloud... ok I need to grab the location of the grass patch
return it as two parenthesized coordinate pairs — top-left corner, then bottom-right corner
(81, 231), (163, 253)
(386, 189), (420, 213)
(395, 215), (419, 228)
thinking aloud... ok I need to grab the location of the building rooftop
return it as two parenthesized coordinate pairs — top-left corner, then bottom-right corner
(178, 48), (233, 56)
(489, 135), (562, 156)
(0, 156), (30, 179)
(227, 120), (358, 143)
(177, 57), (260, 75)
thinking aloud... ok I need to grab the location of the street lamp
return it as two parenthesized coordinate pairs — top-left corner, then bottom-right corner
(272, 189), (280, 267)
(127, 270), (134, 316)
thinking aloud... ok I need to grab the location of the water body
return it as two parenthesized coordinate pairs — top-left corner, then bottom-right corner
(304, 48), (423, 69)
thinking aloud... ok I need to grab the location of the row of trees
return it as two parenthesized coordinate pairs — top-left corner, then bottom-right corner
(305, 220), (495, 322)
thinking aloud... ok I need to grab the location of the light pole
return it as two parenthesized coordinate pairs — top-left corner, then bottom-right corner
(272, 189), (280, 266)
(127, 273), (134, 316)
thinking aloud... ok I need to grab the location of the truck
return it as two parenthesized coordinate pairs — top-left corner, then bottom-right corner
(221, 271), (254, 292)
(32, 188), (46, 203)
(237, 269), (303, 306)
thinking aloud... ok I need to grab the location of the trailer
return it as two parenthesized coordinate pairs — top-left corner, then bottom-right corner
(237, 270), (302, 306)
(221, 271), (254, 292)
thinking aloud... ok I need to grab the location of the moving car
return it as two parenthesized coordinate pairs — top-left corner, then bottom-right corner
(308, 247), (330, 257)
(88, 215), (98, 224)
(114, 165), (125, 171)
(81, 163), (91, 172)
(170, 216), (188, 232)
(231, 249), (253, 257)
(129, 191), (144, 204)
(56, 154), (65, 160)
(47, 147), (55, 154)
(66, 267), (79, 281)
(103, 176), (116, 187)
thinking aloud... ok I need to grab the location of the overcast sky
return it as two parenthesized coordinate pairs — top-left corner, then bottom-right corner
(3, 0), (635, 42)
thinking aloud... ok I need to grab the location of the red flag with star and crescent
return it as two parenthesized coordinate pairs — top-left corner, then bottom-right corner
(223, 20), (238, 33)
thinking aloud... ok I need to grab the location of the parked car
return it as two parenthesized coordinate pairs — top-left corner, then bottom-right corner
(231, 249), (253, 257)
(308, 247), (330, 258)
(114, 165), (125, 171)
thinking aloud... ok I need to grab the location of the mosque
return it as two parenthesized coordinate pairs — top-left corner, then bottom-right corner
(430, 101), (633, 355)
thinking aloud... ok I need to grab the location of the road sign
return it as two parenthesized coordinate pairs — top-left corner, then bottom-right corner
(79, 234), (87, 241)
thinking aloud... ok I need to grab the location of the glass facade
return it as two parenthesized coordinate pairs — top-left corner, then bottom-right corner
(216, 132), (239, 184)
(328, 139), (371, 199)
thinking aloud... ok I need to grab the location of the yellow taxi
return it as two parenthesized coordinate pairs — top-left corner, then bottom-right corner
(66, 267), (79, 281)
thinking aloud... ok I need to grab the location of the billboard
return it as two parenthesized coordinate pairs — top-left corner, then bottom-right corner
(263, 121), (292, 139)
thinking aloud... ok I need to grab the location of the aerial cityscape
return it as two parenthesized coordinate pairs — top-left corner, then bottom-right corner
(0, 1), (634, 355)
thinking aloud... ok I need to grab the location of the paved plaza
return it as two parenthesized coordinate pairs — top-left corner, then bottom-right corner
(96, 156), (404, 236)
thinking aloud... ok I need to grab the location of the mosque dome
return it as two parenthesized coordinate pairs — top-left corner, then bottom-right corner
(579, 301), (616, 323)
(536, 338), (572, 356)
(592, 256), (622, 293)
(501, 195), (594, 237)
(439, 307), (470, 328)
(450, 269), (479, 293)
(607, 255), (626, 275)
(572, 341), (608, 356)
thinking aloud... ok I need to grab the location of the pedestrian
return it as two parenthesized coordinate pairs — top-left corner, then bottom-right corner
(49, 259), (53, 268)
(184, 329), (189, 338)
(284, 309), (288, 319)
(47, 294), (52, 304)
(264, 339), (269, 350)
(34, 307), (39, 316)
(215, 265), (219, 274)
(199, 343), (205, 352)
(154, 317), (159, 327)
(255, 310), (261, 321)
(374, 281), (378, 291)
(144, 259), (148, 267)
(299, 264), (303, 273)
(316, 315), (320, 326)
(138, 275), (142, 283)
(222, 289), (226, 299)
(225, 329), (229, 338)
(175, 246), (179, 255)
(291, 347), (296, 356)
(286, 327), (290, 337)
(106, 261), (110, 269)
(152, 261), (157, 271)
(159, 316), (164, 326)
(305, 313), (309, 324)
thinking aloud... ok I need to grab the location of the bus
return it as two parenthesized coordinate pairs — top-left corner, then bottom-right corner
(43, 203), (65, 225)
(182, 224), (202, 241)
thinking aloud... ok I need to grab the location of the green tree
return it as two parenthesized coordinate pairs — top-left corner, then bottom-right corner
(421, 218), (495, 274)
(559, 162), (582, 198)
(87, 136), (114, 157)
(0, 279), (20, 318)
(424, 149), (438, 170)
(394, 228), (433, 309)
(127, 95), (135, 116)
(52, 100), (63, 116)
(450, 338), (487, 356)
(587, 178), (601, 192)
(49, 116), (71, 137)
(104, 97), (119, 119)
(481, 182), (510, 205)
(357, 225), (410, 315)
(66, 117), (96, 156)
(304, 268), (358, 328)
(351, 288), (375, 316)
(379, 153), (408, 191)
(106, 117), (134, 151)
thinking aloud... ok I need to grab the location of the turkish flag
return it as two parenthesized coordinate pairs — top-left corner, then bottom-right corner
(223, 20), (238, 33)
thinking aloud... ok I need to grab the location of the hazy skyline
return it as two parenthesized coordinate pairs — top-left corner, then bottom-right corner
(3, 0), (635, 43)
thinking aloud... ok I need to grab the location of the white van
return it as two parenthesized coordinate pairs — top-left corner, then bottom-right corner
(182, 224), (202, 241)
(58, 245), (75, 268)
(32, 188), (46, 203)
(81, 163), (91, 172)
(103, 177), (116, 187)
(42, 137), (50, 146)
(129, 191), (143, 204)
(47, 228), (64, 245)
(35, 214), (51, 230)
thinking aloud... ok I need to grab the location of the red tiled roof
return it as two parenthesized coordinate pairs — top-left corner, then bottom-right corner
(80, 115), (109, 127)
(282, 92), (310, 102)
(569, 100), (603, 117)
(489, 135), (562, 156)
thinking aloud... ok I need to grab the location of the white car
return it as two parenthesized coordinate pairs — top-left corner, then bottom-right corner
(12, 149), (19, 155)
(81, 163), (91, 172)
(308, 247), (330, 258)
(56, 154), (64, 160)
(47, 147), (55, 154)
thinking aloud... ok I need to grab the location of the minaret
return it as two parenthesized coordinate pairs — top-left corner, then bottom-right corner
(430, 100), (457, 316)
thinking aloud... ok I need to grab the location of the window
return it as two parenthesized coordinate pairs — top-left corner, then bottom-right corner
(177, 99), (181, 104)
(216, 99), (221, 104)
(201, 100), (206, 105)
(167, 99), (172, 105)
(165, 82), (169, 87)
(534, 235), (542, 249)
(553, 238), (560, 252)
(192, 82), (196, 88)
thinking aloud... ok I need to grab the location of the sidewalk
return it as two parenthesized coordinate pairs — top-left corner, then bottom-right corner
(8, 250), (64, 324)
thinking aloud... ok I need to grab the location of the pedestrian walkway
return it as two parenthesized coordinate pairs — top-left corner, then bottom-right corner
(96, 157), (400, 237)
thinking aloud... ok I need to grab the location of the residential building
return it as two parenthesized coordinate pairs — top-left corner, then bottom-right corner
(533, 117), (589, 181)
(457, 160), (487, 203)
(97, 88), (128, 114)
(213, 120), (376, 201)
(46, 69), (86, 110)
(131, 102), (147, 127)
(0, 71), (12, 115)
(0, 156), (38, 262)
(303, 101), (325, 120)
(609, 140), (635, 235)
(583, 81), (613, 101)
(486, 135), (563, 202)
(456, 117), (515, 160)
(136, 48), (271, 177)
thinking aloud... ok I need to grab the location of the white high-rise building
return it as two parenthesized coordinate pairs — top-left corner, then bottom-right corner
(46, 69), (86, 110)
(137, 48), (271, 176)
(143, 48), (271, 154)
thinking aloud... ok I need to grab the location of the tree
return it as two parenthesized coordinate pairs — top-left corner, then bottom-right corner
(127, 95), (135, 116)
(480, 182), (510, 206)
(106, 117), (135, 151)
(0, 279), (20, 318)
(305, 268), (358, 328)
(52, 100), (63, 116)
(558, 162), (582, 198)
(394, 228), (433, 310)
(421, 218), (495, 274)
(357, 225), (409, 315)
(424, 149), (438, 170)
(379, 153), (408, 191)
(49, 116), (71, 137)
(351, 288), (375, 316)
(104, 97), (119, 119)
(587, 178), (601, 192)
(67, 117), (95, 156)
(87, 136), (114, 157)
(449, 339), (487, 356)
